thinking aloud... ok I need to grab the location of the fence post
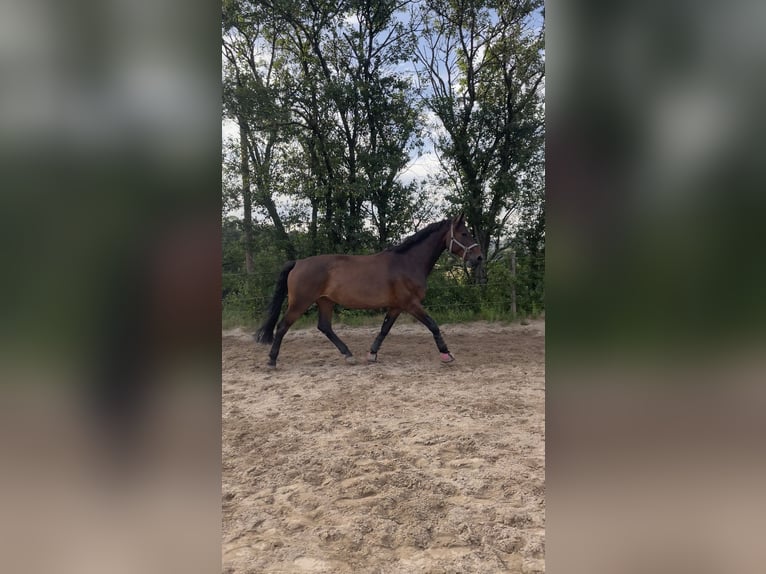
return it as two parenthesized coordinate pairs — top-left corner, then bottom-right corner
(509, 251), (517, 317)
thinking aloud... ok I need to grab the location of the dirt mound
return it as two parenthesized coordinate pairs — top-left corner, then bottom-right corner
(223, 320), (545, 573)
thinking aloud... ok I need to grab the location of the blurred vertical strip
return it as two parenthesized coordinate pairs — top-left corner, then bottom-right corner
(547, 0), (766, 573)
(0, 1), (221, 573)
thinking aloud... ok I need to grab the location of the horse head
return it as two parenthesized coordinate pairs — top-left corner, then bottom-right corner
(448, 213), (483, 268)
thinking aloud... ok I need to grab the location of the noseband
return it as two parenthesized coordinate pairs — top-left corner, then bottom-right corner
(449, 223), (479, 261)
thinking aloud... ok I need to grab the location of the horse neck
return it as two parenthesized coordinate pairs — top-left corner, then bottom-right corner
(404, 225), (448, 276)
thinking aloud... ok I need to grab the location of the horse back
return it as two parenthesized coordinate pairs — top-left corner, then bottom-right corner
(288, 252), (414, 309)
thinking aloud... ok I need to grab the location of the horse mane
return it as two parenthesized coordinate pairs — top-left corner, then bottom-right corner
(386, 219), (450, 254)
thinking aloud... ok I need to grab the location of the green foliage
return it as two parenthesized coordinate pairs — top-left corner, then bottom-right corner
(222, 230), (544, 328)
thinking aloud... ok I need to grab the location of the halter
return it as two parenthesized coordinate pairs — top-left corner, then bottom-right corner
(449, 222), (479, 261)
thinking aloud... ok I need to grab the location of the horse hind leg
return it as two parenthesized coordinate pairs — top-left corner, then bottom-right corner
(267, 300), (312, 368)
(316, 299), (355, 363)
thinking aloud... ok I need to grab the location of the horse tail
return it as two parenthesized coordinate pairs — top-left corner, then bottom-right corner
(255, 260), (296, 344)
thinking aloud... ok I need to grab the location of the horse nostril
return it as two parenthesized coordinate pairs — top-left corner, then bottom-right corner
(477, 255), (483, 261)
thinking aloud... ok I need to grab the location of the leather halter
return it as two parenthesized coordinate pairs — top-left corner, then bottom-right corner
(449, 222), (479, 261)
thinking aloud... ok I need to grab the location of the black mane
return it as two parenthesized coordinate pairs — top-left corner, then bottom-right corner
(386, 219), (450, 254)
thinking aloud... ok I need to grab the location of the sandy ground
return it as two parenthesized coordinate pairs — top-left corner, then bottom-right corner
(222, 319), (545, 573)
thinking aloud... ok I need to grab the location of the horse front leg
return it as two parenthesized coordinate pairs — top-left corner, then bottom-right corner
(406, 303), (455, 363)
(368, 308), (401, 362)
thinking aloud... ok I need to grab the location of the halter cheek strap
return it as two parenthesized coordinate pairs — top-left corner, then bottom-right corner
(449, 223), (479, 261)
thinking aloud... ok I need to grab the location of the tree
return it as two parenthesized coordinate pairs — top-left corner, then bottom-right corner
(413, 0), (545, 281)
(222, 1), (297, 260)
(343, 0), (424, 248)
(243, 0), (423, 252)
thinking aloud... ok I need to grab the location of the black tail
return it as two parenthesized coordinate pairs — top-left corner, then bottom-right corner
(255, 261), (296, 344)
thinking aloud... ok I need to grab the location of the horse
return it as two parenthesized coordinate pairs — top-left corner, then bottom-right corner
(255, 213), (483, 367)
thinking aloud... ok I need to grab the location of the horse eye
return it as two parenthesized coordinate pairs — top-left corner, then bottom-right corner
(461, 232), (468, 237)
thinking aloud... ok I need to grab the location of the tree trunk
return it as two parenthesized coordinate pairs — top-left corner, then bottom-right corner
(305, 199), (314, 257)
(242, 124), (297, 261)
(262, 194), (296, 260)
(239, 121), (255, 274)
(510, 251), (517, 317)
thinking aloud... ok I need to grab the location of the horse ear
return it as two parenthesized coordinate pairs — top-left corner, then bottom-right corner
(456, 212), (465, 224)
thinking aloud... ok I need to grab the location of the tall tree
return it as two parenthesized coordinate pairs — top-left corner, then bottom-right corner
(222, 1), (297, 259)
(345, 0), (423, 248)
(257, 0), (422, 251)
(238, 122), (255, 272)
(413, 0), (544, 280)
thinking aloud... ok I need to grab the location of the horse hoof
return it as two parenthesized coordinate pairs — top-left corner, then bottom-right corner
(266, 363), (277, 370)
(367, 352), (377, 363)
(345, 355), (357, 365)
(440, 352), (455, 364)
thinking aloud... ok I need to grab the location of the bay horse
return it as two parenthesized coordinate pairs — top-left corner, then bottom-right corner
(255, 213), (483, 367)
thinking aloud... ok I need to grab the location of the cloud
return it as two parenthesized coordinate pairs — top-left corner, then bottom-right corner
(397, 150), (442, 185)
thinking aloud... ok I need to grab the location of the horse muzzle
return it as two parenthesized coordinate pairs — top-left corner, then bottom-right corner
(466, 252), (483, 268)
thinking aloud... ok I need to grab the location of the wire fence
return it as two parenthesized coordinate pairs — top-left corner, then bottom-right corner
(222, 254), (544, 326)
(221, 255), (546, 278)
